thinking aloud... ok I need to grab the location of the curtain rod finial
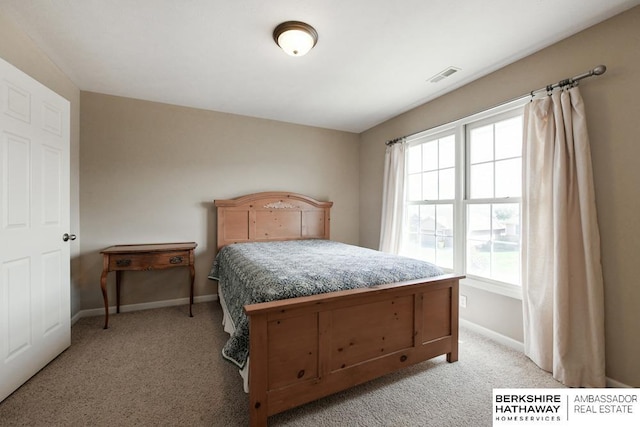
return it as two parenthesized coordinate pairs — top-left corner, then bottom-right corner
(592, 65), (606, 76)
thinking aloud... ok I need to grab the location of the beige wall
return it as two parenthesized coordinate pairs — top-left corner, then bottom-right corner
(0, 11), (82, 315)
(360, 7), (640, 386)
(79, 92), (360, 310)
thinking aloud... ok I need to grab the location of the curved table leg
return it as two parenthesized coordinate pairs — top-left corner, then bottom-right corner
(116, 270), (122, 314)
(100, 269), (109, 329)
(189, 263), (195, 317)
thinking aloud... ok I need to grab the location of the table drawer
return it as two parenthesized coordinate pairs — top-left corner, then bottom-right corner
(109, 250), (190, 271)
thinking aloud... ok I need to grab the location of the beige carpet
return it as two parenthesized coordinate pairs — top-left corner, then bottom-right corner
(0, 301), (563, 426)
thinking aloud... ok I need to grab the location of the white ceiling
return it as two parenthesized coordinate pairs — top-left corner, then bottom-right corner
(1, 0), (638, 133)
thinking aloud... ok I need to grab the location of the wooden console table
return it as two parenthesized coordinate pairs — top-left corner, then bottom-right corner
(100, 242), (197, 329)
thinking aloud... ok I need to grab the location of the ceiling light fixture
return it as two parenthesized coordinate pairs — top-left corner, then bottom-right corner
(273, 21), (318, 57)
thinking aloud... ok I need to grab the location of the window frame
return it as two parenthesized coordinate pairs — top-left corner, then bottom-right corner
(402, 99), (527, 300)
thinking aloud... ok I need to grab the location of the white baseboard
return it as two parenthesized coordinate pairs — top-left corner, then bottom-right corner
(606, 377), (632, 388)
(459, 318), (633, 388)
(71, 294), (218, 325)
(459, 318), (524, 352)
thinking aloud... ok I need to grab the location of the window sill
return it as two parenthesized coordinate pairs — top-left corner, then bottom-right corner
(459, 276), (523, 300)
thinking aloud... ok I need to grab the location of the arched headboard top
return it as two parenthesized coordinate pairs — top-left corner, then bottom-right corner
(214, 192), (333, 250)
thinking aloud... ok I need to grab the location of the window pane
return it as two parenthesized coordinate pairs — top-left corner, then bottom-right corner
(495, 158), (521, 198)
(436, 204), (454, 269)
(470, 125), (493, 164)
(467, 203), (521, 284)
(406, 205), (420, 234)
(468, 204), (491, 239)
(467, 204), (491, 277)
(419, 205), (436, 236)
(439, 135), (455, 168)
(419, 205), (436, 263)
(422, 171), (438, 200)
(436, 204), (454, 234)
(403, 202), (454, 270)
(492, 204), (520, 284)
(495, 116), (522, 160)
(439, 167), (455, 200)
(470, 163), (493, 199)
(493, 204), (520, 238)
(408, 145), (421, 173)
(407, 174), (421, 201)
(422, 141), (438, 171)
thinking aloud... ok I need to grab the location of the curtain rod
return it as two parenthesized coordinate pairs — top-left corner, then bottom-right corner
(385, 64), (607, 146)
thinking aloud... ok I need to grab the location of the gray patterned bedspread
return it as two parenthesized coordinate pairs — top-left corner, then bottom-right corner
(208, 239), (443, 368)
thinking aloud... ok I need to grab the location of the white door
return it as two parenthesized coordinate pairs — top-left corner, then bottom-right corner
(0, 57), (71, 402)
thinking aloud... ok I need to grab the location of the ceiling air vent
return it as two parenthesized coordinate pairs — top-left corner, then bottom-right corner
(428, 66), (461, 83)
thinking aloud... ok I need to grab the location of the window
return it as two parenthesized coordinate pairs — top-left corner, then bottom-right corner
(404, 132), (456, 270)
(401, 103), (525, 296)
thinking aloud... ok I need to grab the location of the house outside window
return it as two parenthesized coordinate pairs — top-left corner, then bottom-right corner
(400, 102), (525, 297)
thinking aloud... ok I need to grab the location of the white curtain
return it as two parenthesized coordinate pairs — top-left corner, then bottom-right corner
(379, 139), (406, 253)
(522, 86), (605, 387)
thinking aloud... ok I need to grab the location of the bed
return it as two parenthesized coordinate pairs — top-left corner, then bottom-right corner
(210, 192), (462, 426)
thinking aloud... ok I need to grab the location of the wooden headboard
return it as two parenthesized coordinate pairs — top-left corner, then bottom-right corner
(214, 192), (333, 250)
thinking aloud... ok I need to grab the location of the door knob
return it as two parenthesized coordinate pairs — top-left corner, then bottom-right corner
(62, 233), (76, 242)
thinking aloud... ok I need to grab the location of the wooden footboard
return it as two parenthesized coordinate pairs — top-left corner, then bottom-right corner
(245, 273), (462, 426)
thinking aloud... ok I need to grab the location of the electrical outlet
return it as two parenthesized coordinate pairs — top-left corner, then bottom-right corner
(460, 295), (467, 308)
